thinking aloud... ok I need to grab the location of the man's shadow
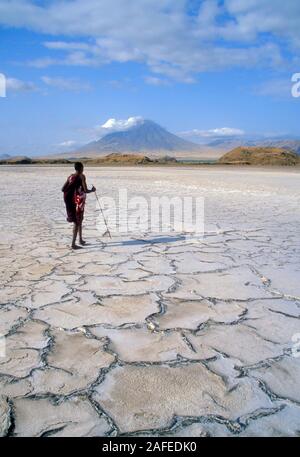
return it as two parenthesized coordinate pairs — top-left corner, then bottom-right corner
(87, 234), (190, 248)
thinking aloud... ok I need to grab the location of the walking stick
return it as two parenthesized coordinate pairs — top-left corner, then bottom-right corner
(94, 188), (112, 239)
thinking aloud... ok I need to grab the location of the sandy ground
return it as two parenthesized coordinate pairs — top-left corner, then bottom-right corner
(0, 165), (300, 437)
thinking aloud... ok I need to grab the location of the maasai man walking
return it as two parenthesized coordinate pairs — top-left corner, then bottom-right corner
(62, 162), (96, 249)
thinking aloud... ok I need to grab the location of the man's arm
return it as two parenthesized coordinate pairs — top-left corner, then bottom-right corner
(82, 174), (96, 193)
(61, 179), (69, 192)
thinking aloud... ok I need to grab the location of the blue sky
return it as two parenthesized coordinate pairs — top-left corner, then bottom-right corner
(0, 0), (299, 156)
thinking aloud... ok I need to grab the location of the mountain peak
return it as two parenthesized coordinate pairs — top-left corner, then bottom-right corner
(76, 119), (200, 156)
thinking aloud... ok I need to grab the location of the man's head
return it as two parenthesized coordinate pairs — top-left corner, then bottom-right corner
(74, 162), (84, 174)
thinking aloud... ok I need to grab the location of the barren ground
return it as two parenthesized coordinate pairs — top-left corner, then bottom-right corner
(0, 165), (300, 437)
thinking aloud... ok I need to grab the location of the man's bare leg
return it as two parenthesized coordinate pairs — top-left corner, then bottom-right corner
(79, 223), (86, 245)
(72, 223), (81, 249)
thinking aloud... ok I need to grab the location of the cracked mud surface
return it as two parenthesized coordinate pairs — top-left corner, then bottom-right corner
(0, 166), (300, 437)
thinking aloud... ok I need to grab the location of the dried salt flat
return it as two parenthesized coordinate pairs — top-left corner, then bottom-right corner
(0, 346), (41, 379)
(244, 311), (300, 345)
(0, 283), (30, 304)
(0, 165), (300, 437)
(0, 320), (49, 378)
(194, 324), (283, 366)
(0, 378), (33, 399)
(249, 356), (300, 403)
(89, 326), (213, 362)
(21, 282), (71, 310)
(12, 397), (111, 437)
(111, 261), (153, 281)
(34, 293), (160, 329)
(0, 396), (11, 437)
(236, 404), (300, 437)
(133, 403), (300, 437)
(0, 305), (28, 336)
(92, 364), (274, 433)
(81, 274), (175, 297)
(257, 265), (300, 299)
(155, 298), (246, 330)
(133, 256), (176, 275)
(167, 267), (273, 301)
(13, 262), (55, 281)
(244, 298), (300, 319)
(28, 329), (114, 396)
(168, 251), (231, 274)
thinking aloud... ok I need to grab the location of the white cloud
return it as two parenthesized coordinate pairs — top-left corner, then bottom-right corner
(44, 41), (92, 51)
(28, 57), (61, 68)
(144, 76), (170, 86)
(6, 77), (37, 92)
(96, 116), (144, 134)
(58, 140), (78, 148)
(41, 76), (92, 91)
(0, 0), (299, 80)
(180, 127), (245, 138)
(80, 116), (145, 141)
(223, 0), (300, 48)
